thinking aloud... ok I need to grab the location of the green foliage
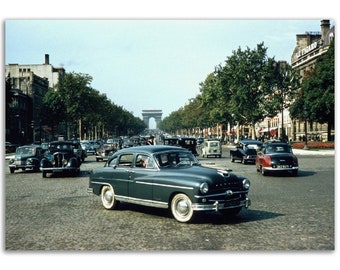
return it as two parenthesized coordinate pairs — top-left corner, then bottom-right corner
(41, 72), (146, 138)
(160, 42), (299, 139)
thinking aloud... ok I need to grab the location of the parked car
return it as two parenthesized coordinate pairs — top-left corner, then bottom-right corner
(40, 141), (82, 178)
(8, 145), (44, 173)
(230, 139), (262, 164)
(200, 139), (222, 158)
(256, 142), (299, 176)
(88, 145), (251, 223)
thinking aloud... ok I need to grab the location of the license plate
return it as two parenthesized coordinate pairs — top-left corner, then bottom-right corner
(225, 201), (240, 207)
(278, 165), (290, 168)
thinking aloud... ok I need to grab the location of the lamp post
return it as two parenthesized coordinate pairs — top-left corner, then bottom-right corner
(303, 109), (309, 150)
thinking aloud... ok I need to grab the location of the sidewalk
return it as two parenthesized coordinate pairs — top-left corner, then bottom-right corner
(292, 148), (335, 156)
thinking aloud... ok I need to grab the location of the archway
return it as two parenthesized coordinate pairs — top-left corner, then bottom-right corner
(142, 110), (162, 129)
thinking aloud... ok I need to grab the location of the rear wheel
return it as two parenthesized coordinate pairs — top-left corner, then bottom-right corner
(101, 185), (119, 210)
(170, 193), (194, 223)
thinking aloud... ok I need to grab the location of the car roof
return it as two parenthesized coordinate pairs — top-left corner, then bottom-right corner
(115, 145), (188, 154)
(240, 139), (262, 144)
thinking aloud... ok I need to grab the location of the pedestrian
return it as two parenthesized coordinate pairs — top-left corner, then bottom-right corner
(147, 135), (155, 145)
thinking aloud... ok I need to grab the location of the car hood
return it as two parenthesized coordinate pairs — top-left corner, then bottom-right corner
(163, 165), (243, 190)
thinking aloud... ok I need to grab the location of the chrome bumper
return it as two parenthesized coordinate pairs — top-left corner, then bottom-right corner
(192, 197), (251, 212)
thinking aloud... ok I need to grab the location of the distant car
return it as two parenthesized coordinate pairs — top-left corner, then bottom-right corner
(8, 145), (44, 173)
(40, 141), (82, 178)
(88, 145), (251, 223)
(96, 143), (116, 162)
(6, 141), (19, 153)
(200, 139), (222, 158)
(230, 139), (262, 164)
(256, 142), (299, 176)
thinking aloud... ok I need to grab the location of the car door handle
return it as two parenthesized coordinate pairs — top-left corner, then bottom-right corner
(125, 169), (134, 173)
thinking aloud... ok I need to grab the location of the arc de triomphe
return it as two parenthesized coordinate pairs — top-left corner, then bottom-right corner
(142, 110), (162, 129)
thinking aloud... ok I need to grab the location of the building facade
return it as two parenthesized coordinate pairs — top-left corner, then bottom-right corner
(5, 54), (65, 144)
(290, 19), (335, 142)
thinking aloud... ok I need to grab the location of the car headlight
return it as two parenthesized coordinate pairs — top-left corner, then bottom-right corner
(27, 158), (33, 165)
(200, 182), (209, 194)
(242, 178), (250, 190)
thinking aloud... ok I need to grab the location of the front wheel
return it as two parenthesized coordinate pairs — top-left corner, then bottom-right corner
(170, 193), (194, 223)
(101, 185), (119, 210)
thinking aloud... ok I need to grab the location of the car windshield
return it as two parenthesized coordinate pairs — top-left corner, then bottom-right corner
(49, 143), (74, 152)
(209, 142), (219, 147)
(16, 147), (35, 156)
(265, 145), (292, 154)
(155, 151), (199, 168)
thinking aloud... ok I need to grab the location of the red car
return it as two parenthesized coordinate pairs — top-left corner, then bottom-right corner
(256, 142), (299, 176)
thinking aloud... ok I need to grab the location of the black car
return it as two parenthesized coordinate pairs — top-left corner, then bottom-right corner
(88, 145), (251, 223)
(8, 145), (44, 173)
(230, 139), (262, 164)
(40, 141), (82, 177)
(163, 137), (199, 156)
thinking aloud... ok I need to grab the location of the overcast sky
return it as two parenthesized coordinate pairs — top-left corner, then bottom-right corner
(5, 19), (335, 127)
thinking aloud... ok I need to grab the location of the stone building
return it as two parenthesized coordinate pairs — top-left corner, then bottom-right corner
(5, 54), (65, 143)
(290, 19), (335, 142)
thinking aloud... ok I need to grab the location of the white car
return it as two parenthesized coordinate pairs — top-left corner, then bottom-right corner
(201, 140), (222, 158)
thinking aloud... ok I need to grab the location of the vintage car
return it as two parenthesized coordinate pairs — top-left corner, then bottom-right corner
(256, 142), (298, 176)
(163, 137), (199, 156)
(96, 143), (117, 162)
(40, 141), (82, 177)
(8, 145), (44, 173)
(230, 139), (263, 164)
(200, 139), (222, 158)
(88, 145), (251, 223)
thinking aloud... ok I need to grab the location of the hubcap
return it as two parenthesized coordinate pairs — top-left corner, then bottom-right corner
(104, 190), (113, 203)
(177, 199), (189, 215)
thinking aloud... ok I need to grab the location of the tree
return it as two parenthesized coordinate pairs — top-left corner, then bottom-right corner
(217, 43), (278, 139)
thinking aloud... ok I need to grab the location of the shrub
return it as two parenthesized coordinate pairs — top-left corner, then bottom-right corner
(291, 141), (334, 149)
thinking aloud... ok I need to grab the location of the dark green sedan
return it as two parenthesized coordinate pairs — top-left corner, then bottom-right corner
(88, 145), (251, 223)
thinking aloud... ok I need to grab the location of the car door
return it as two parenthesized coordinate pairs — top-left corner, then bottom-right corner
(100, 154), (133, 196)
(128, 154), (156, 201)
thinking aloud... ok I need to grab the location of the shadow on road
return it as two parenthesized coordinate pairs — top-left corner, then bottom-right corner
(112, 202), (284, 225)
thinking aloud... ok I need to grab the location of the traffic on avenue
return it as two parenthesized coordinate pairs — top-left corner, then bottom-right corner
(4, 145), (334, 251)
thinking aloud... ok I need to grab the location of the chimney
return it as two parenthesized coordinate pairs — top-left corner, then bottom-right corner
(44, 54), (50, 65)
(320, 20), (330, 43)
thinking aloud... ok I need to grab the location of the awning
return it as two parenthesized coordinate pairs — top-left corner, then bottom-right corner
(260, 127), (277, 133)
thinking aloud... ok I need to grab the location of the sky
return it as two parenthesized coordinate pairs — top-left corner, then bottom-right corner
(4, 18), (335, 128)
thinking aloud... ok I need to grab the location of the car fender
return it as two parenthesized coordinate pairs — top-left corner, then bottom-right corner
(40, 158), (52, 168)
(68, 157), (79, 167)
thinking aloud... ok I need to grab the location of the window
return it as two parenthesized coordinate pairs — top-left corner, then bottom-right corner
(117, 154), (134, 167)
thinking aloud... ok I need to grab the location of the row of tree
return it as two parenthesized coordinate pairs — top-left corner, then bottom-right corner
(41, 72), (146, 140)
(159, 41), (334, 141)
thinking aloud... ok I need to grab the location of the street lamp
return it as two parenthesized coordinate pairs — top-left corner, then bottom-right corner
(303, 109), (309, 150)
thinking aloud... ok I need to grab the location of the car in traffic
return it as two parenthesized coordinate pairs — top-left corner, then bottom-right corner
(6, 141), (19, 153)
(256, 141), (299, 176)
(95, 143), (117, 162)
(8, 145), (45, 173)
(40, 141), (82, 177)
(88, 145), (251, 223)
(200, 139), (222, 158)
(230, 139), (262, 164)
